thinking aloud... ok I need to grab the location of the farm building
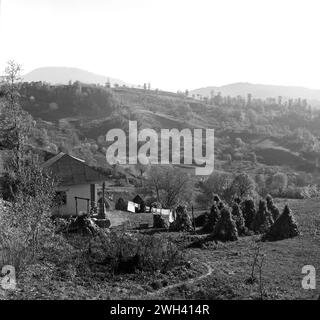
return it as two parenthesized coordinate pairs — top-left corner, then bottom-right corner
(132, 195), (145, 213)
(42, 152), (111, 217)
(100, 186), (136, 211)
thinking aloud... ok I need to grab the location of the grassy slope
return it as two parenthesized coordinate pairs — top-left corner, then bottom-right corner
(160, 198), (320, 300)
(4, 198), (320, 300)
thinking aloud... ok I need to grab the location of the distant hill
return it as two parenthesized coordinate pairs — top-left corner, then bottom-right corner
(190, 82), (320, 107)
(10, 81), (320, 179)
(23, 67), (129, 87)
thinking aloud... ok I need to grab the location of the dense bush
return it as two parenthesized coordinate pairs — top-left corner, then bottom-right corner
(196, 172), (232, 208)
(0, 157), (58, 272)
(270, 185), (320, 199)
(197, 172), (257, 207)
(88, 231), (184, 273)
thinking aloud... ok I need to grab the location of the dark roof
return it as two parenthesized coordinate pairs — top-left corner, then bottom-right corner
(133, 195), (144, 204)
(42, 152), (110, 186)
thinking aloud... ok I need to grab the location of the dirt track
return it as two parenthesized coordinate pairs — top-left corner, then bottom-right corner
(146, 262), (213, 298)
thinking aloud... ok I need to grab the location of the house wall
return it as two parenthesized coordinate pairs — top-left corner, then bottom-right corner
(54, 183), (98, 216)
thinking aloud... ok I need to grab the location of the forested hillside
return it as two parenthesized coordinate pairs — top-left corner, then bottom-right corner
(10, 81), (320, 193)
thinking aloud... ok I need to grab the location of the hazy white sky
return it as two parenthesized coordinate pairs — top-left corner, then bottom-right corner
(0, 0), (320, 91)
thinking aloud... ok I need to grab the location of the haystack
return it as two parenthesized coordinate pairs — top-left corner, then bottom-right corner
(67, 215), (101, 235)
(212, 207), (238, 241)
(169, 205), (193, 232)
(251, 200), (274, 234)
(202, 203), (221, 233)
(153, 214), (169, 229)
(194, 212), (207, 227)
(263, 205), (300, 241)
(231, 203), (246, 236)
(241, 199), (256, 230)
(266, 195), (281, 221)
(115, 197), (127, 211)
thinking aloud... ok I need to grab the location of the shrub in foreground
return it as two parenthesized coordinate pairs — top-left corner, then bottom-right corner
(89, 231), (184, 274)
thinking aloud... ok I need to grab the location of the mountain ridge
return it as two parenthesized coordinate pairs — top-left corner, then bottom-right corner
(23, 66), (129, 87)
(22, 67), (320, 107)
(190, 82), (320, 107)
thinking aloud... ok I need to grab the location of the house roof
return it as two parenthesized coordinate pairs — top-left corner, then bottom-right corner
(42, 152), (110, 186)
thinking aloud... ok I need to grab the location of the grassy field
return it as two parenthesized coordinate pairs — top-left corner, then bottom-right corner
(163, 198), (320, 300)
(3, 198), (320, 300)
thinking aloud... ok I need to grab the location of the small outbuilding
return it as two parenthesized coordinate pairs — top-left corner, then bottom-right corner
(132, 195), (145, 213)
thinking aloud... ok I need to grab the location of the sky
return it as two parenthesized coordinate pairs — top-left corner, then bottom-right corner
(0, 0), (320, 92)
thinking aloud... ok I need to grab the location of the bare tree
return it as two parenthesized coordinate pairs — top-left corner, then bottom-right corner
(145, 166), (192, 208)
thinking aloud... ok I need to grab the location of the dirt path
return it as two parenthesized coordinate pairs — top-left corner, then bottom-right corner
(146, 262), (213, 298)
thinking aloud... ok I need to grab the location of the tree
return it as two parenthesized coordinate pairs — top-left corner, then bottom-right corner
(250, 152), (257, 163)
(145, 166), (192, 208)
(271, 172), (288, 195)
(0, 61), (34, 199)
(229, 173), (256, 200)
(0, 61), (33, 158)
(196, 172), (232, 208)
(135, 162), (147, 177)
(255, 174), (267, 196)
(0, 61), (58, 269)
